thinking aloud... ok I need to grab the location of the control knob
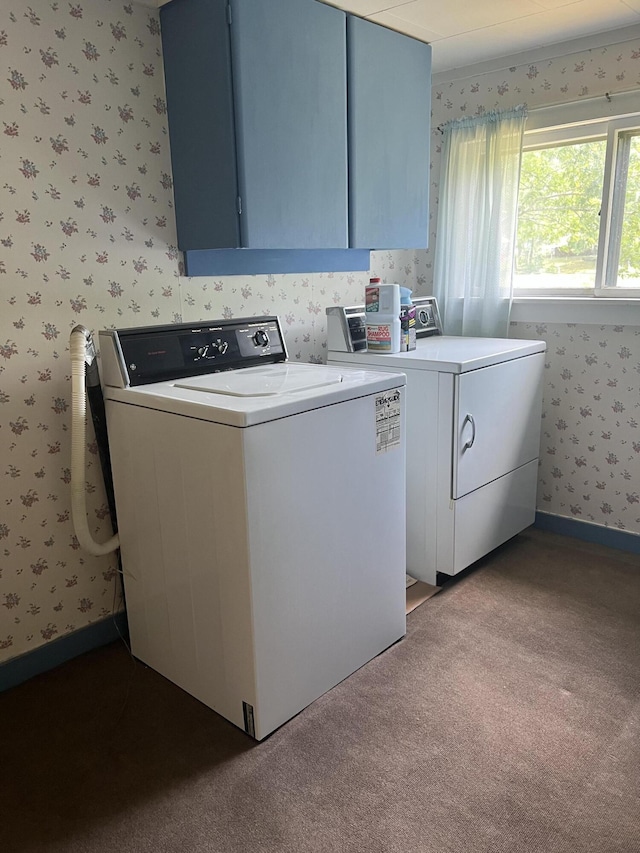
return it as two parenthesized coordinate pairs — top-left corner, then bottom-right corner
(252, 329), (270, 348)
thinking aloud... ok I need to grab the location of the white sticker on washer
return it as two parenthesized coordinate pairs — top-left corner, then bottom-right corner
(375, 389), (402, 454)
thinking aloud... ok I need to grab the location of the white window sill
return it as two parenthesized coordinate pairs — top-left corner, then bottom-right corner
(511, 297), (640, 325)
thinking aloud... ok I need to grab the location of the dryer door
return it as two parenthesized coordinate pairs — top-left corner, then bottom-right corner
(452, 353), (544, 499)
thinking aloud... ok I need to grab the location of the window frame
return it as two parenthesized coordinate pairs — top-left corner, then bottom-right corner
(515, 104), (640, 299)
(595, 116), (640, 297)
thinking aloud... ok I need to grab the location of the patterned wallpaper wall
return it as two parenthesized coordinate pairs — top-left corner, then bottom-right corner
(403, 33), (640, 292)
(510, 321), (640, 532)
(0, 0), (415, 665)
(1, 0), (176, 663)
(415, 34), (640, 539)
(2, 0), (639, 667)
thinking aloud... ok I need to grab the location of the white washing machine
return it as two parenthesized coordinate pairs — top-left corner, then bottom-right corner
(99, 316), (406, 740)
(327, 299), (546, 586)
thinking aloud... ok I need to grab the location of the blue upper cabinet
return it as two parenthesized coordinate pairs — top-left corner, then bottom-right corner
(347, 15), (432, 250)
(160, 1), (432, 273)
(160, 0), (348, 252)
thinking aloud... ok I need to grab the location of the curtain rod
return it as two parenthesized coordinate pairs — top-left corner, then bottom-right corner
(436, 88), (640, 134)
(437, 104), (527, 135)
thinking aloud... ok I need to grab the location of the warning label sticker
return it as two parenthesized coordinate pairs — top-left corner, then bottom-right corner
(375, 389), (402, 454)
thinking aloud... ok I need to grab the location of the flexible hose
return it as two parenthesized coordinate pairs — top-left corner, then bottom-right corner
(70, 326), (120, 556)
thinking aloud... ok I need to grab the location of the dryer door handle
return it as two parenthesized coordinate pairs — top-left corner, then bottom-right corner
(462, 413), (476, 451)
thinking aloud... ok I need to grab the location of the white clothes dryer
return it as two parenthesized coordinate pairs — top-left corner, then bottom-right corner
(100, 316), (406, 740)
(327, 299), (546, 586)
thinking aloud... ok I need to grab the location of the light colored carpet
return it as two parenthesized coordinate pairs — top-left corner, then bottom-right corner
(1, 528), (639, 853)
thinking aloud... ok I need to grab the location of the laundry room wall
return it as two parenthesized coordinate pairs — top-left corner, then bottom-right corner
(4, 1), (638, 674)
(1, 0), (175, 665)
(0, 0), (411, 668)
(415, 33), (640, 539)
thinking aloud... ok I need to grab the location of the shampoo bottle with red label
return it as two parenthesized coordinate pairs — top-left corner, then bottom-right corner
(365, 280), (401, 353)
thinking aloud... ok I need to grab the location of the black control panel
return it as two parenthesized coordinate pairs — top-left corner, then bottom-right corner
(110, 317), (286, 386)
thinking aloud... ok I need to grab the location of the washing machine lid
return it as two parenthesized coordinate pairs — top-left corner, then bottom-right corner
(175, 364), (343, 397)
(100, 316), (405, 426)
(104, 362), (405, 427)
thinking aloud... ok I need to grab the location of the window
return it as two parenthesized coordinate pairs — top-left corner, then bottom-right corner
(514, 114), (640, 297)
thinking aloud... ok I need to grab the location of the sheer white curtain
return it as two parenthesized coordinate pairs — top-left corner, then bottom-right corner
(433, 105), (527, 338)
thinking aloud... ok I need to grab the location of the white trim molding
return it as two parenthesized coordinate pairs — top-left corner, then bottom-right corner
(511, 297), (640, 325)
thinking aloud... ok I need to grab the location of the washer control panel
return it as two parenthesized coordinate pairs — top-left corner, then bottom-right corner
(100, 316), (287, 387)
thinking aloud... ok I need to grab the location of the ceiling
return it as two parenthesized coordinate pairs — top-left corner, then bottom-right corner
(321, 0), (640, 73)
(151, 1), (640, 75)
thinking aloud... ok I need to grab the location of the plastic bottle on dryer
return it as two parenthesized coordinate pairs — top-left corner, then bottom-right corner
(365, 281), (401, 353)
(400, 288), (417, 352)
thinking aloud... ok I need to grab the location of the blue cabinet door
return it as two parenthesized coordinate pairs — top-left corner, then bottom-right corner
(230, 0), (348, 249)
(160, 0), (240, 251)
(347, 16), (431, 249)
(161, 0), (348, 253)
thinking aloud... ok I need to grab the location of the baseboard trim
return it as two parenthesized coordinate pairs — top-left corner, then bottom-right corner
(534, 511), (640, 555)
(0, 612), (129, 694)
(3, 513), (637, 693)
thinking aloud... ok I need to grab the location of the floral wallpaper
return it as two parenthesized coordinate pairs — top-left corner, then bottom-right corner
(0, 0), (394, 666)
(179, 253), (421, 360)
(414, 34), (640, 540)
(407, 34), (640, 292)
(510, 321), (640, 530)
(0, 0), (179, 664)
(2, 0), (639, 669)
